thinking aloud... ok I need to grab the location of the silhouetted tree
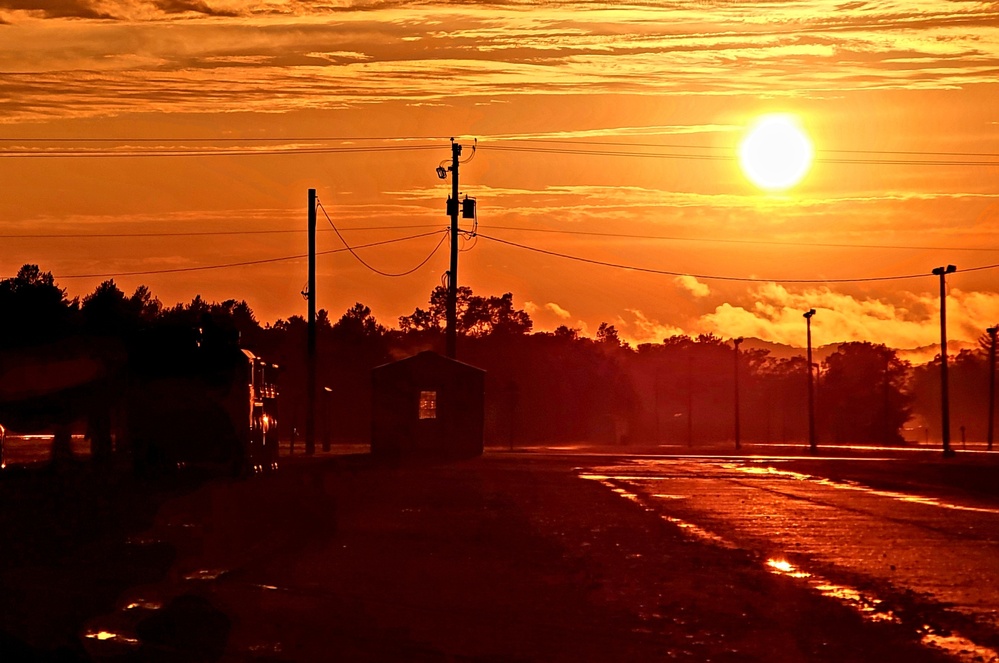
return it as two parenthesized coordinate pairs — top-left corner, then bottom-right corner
(753, 355), (810, 443)
(910, 347), (991, 444)
(596, 322), (622, 347)
(398, 286), (532, 338)
(0, 264), (78, 348)
(818, 342), (912, 444)
(82, 280), (137, 336)
(333, 303), (385, 340)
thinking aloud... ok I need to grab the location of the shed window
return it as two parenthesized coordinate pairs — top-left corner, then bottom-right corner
(418, 390), (437, 419)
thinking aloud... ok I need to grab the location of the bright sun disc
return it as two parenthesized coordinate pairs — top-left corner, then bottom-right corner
(739, 115), (813, 191)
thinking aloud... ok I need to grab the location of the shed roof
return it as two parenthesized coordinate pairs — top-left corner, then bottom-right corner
(373, 350), (485, 375)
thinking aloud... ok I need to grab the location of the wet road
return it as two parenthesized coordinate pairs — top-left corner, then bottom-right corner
(580, 455), (999, 662)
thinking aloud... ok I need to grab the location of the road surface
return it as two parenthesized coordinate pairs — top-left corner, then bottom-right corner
(577, 452), (999, 662)
(3, 448), (997, 662)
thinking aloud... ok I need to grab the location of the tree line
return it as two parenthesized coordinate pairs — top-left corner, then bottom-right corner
(1, 264), (991, 447)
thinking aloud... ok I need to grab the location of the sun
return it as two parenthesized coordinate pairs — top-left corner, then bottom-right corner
(739, 114), (814, 191)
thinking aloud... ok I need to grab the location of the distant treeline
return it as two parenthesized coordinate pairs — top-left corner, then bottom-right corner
(1, 264), (992, 446)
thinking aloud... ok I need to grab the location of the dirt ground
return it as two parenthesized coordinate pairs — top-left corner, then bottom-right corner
(0, 452), (961, 662)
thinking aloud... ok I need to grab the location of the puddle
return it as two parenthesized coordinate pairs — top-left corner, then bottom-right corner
(922, 633), (999, 663)
(765, 557), (896, 622)
(183, 568), (230, 581)
(584, 474), (739, 549)
(582, 468), (999, 663)
(84, 630), (140, 646)
(124, 599), (163, 611)
(720, 463), (999, 516)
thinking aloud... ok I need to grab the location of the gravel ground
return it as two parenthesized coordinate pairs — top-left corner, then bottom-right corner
(0, 452), (962, 662)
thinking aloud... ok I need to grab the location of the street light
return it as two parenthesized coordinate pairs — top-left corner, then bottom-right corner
(987, 325), (997, 451)
(932, 265), (957, 458)
(322, 386), (333, 453)
(733, 337), (743, 451)
(803, 309), (817, 454)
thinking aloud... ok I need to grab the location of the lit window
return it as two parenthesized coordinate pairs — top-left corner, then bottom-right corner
(419, 390), (437, 419)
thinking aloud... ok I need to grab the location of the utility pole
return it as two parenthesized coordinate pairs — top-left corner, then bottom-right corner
(733, 337), (743, 450)
(804, 309), (817, 454)
(686, 353), (694, 447)
(306, 189), (317, 456)
(445, 139), (462, 359)
(988, 325), (997, 451)
(883, 353), (892, 445)
(933, 265), (957, 458)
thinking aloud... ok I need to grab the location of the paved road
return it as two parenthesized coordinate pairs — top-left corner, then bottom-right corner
(6, 449), (996, 661)
(577, 454), (999, 662)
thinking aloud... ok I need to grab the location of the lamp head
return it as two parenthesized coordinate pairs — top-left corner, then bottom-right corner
(435, 166), (448, 180)
(803, 309), (816, 319)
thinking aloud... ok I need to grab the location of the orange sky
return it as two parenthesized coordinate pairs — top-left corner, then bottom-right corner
(1, 0), (997, 353)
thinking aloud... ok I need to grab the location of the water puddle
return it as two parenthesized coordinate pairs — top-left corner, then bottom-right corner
(764, 557), (896, 622)
(922, 633), (999, 663)
(721, 463), (999, 516)
(124, 599), (163, 611)
(582, 469), (999, 663)
(183, 568), (231, 581)
(83, 629), (140, 647)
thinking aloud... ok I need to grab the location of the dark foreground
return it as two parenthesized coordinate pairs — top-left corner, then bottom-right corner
(0, 453), (966, 662)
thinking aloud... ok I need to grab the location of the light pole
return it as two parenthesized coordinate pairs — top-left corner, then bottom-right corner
(804, 309), (817, 454)
(933, 265), (957, 458)
(322, 386), (333, 453)
(306, 189), (316, 456)
(987, 325), (997, 451)
(445, 140), (462, 359)
(733, 337), (743, 450)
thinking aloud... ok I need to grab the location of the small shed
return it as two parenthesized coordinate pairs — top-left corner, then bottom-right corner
(371, 351), (485, 460)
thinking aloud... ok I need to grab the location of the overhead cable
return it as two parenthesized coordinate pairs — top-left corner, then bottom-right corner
(55, 230), (444, 279)
(317, 199), (448, 277)
(475, 232), (999, 283)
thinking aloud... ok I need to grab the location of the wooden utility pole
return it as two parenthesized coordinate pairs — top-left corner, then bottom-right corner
(933, 265), (956, 458)
(804, 309), (816, 454)
(306, 188), (317, 456)
(733, 337), (743, 450)
(445, 140), (462, 359)
(988, 326), (997, 451)
(686, 353), (693, 447)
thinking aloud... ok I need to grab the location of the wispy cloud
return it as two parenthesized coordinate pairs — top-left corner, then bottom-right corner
(675, 275), (710, 298)
(1, 1), (996, 119)
(153, 0), (241, 17)
(695, 283), (999, 349)
(619, 308), (685, 346)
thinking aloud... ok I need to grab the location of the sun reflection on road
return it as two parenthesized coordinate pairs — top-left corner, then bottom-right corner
(580, 463), (999, 663)
(84, 630), (140, 645)
(720, 463), (999, 515)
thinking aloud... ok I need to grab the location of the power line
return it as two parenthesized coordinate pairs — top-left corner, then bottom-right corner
(3, 138), (997, 166)
(6, 221), (998, 254)
(0, 136), (449, 143)
(317, 199), (448, 277)
(55, 231), (445, 279)
(483, 225), (999, 253)
(0, 145), (443, 159)
(4, 134), (997, 160)
(474, 232), (999, 283)
(479, 144), (999, 168)
(488, 137), (999, 159)
(0, 224), (443, 239)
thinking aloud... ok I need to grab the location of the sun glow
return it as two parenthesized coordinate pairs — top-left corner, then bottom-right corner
(739, 114), (814, 191)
